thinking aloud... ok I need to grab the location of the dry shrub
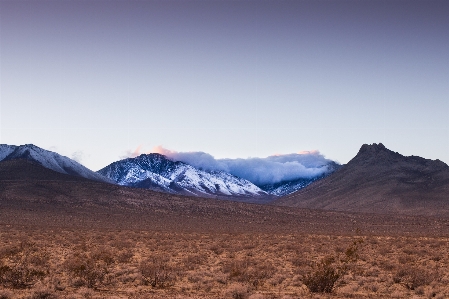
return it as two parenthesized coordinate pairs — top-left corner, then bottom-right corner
(210, 245), (224, 255)
(51, 276), (65, 291)
(344, 238), (364, 262)
(110, 239), (132, 250)
(0, 242), (48, 289)
(398, 255), (413, 264)
(225, 283), (249, 299)
(268, 273), (287, 286)
(90, 247), (115, 266)
(116, 250), (134, 263)
(393, 266), (437, 290)
(430, 255), (442, 262)
(64, 255), (107, 289)
(183, 254), (207, 270)
(303, 239), (363, 293)
(378, 259), (395, 271)
(28, 288), (58, 299)
(302, 256), (344, 293)
(223, 258), (275, 287)
(139, 256), (175, 288)
(0, 263), (46, 289)
(0, 246), (21, 260)
(0, 290), (13, 299)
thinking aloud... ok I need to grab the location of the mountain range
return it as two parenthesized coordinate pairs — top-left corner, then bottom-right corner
(97, 152), (340, 198)
(97, 153), (269, 199)
(0, 144), (335, 199)
(1, 143), (449, 216)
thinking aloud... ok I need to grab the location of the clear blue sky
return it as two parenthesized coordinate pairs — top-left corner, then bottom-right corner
(1, 0), (448, 170)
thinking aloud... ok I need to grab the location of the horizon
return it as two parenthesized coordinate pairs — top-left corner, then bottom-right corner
(1, 141), (447, 173)
(1, 1), (448, 170)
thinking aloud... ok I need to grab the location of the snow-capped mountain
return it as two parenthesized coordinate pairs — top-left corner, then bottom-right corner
(259, 177), (323, 197)
(258, 162), (341, 196)
(0, 144), (338, 199)
(0, 144), (112, 183)
(98, 153), (268, 198)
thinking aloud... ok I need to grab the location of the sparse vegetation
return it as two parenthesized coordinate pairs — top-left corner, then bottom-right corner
(302, 238), (364, 293)
(64, 255), (107, 289)
(393, 265), (438, 290)
(139, 256), (176, 288)
(303, 255), (345, 293)
(0, 228), (448, 298)
(0, 242), (48, 289)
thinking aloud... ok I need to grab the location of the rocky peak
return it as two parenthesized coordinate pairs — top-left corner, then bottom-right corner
(350, 143), (448, 171)
(357, 143), (387, 155)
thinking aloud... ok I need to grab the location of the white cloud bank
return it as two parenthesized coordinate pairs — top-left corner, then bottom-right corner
(124, 145), (337, 186)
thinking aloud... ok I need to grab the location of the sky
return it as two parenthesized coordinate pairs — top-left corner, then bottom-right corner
(1, 0), (448, 171)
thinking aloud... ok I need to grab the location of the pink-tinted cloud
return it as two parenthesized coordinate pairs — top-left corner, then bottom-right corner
(141, 146), (337, 186)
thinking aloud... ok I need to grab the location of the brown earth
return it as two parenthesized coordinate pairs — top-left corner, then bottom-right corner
(1, 159), (449, 298)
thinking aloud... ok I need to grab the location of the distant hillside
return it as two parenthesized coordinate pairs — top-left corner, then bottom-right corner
(0, 144), (111, 183)
(97, 153), (269, 200)
(2, 158), (447, 237)
(275, 143), (449, 216)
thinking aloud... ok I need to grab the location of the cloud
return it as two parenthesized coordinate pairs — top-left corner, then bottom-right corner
(148, 146), (336, 186)
(71, 151), (85, 163)
(120, 145), (145, 159)
(152, 145), (225, 171)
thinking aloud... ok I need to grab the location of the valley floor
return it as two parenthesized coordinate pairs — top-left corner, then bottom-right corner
(1, 221), (449, 298)
(1, 178), (449, 299)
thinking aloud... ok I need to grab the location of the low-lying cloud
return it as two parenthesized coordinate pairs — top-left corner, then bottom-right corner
(220, 154), (334, 186)
(125, 145), (336, 186)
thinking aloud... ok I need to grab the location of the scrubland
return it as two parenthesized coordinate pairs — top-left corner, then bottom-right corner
(1, 227), (449, 299)
(2, 173), (449, 298)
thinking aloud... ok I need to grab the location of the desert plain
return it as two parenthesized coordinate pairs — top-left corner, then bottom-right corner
(1, 167), (449, 299)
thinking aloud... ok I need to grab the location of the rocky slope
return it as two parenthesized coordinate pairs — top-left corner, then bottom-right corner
(0, 144), (111, 183)
(98, 153), (269, 199)
(275, 143), (449, 216)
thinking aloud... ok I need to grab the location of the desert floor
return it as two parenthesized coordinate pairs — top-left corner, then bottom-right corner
(2, 177), (449, 299)
(1, 222), (449, 299)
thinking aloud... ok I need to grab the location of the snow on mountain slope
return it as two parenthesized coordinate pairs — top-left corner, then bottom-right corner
(0, 145), (16, 161)
(258, 162), (341, 196)
(260, 177), (322, 196)
(98, 153), (268, 198)
(0, 144), (112, 183)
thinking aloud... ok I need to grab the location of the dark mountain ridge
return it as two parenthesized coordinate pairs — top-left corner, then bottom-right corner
(275, 143), (449, 216)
